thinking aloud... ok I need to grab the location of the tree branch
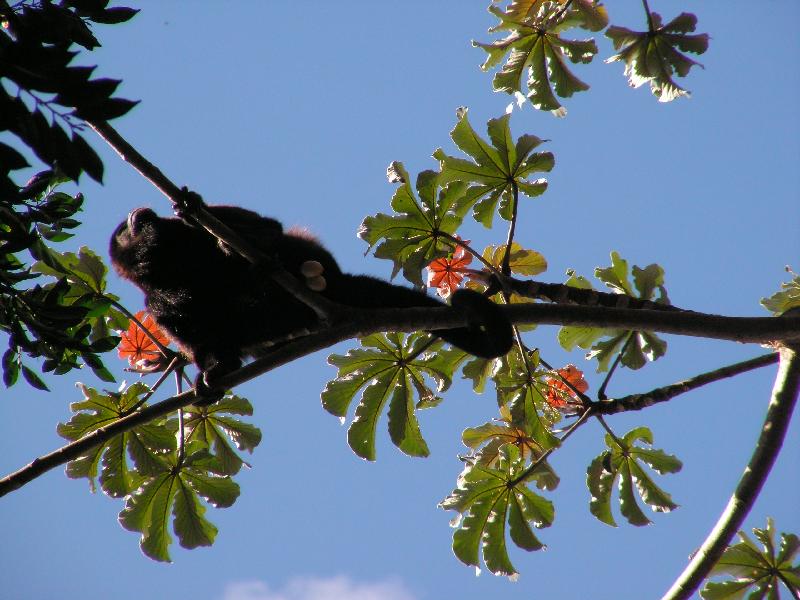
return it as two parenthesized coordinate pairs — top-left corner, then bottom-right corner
(661, 343), (800, 600)
(3, 299), (794, 497)
(88, 119), (339, 320)
(595, 353), (779, 414)
(505, 304), (800, 344)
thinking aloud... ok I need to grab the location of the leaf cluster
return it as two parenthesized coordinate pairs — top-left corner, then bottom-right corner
(1, 180), (124, 389)
(475, 1), (709, 112)
(0, 0), (139, 194)
(702, 518), (800, 599)
(59, 383), (262, 561)
(587, 426), (681, 527)
(558, 251), (670, 371)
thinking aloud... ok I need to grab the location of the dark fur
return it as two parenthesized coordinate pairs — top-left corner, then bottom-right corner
(110, 205), (513, 384)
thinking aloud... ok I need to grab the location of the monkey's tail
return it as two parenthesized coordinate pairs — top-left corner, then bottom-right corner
(436, 289), (513, 359)
(326, 276), (513, 359)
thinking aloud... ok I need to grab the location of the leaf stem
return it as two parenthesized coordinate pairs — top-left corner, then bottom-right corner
(501, 179), (520, 276)
(510, 405), (592, 486)
(642, 0), (655, 32)
(597, 332), (634, 400)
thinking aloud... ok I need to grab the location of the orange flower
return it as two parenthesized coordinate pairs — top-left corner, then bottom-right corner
(545, 364), (589, 408)
(427, 243), (473, 298)
(117, 311), (172, 365)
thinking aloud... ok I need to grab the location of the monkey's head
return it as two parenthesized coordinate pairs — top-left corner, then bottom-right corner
(110, 207), (206, 289)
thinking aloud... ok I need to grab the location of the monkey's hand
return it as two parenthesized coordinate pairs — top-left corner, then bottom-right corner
(192, 353), (242, 406)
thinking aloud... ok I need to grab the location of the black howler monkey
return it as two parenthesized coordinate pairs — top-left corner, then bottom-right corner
(110, 205), (513, 388)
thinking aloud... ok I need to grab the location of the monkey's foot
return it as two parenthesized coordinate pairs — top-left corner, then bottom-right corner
(301, 260), (326, 291)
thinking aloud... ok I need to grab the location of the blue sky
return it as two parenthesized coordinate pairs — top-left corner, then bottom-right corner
(1, 3), (798, 600)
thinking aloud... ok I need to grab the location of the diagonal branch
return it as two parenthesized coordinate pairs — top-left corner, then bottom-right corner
(596, 353), (779, 414)
(660, 343), (800, 600)
(88, 119), (338, 320)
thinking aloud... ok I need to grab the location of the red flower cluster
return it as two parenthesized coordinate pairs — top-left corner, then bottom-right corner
(117, 311), (171, 366)
(545, 364), (589, 408)
(427, 243), (473, 298)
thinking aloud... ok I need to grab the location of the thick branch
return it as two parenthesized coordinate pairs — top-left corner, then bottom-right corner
(3, 301), (794, 497)
(505, 304), (800, 344)
(661, 344), (800, 600)
(596, 353), (779, 414)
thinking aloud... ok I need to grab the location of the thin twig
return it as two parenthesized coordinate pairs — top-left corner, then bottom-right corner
(510, 405), (592, 486)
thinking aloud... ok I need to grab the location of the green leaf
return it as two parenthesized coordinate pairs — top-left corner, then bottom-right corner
(587, 427), (682, 527)
(440, 445), (553, 577)
(119, 446), (240, 562)
(32, 246), (109, 295)
(482, 242), (547, 277)
(474, 4), (598, 112)
(58, 382), (175, 495)
(323, 333), (457, 459)
(761, 271), (800, 316)
(494, 349), (560, 449)
(119, 471), (177, 561)
(703, 518), (800, 599)
(183, 395), (262, 476)
(606, 12), (709, 103)
(359, 165), (466, 286)
(435, 110), (553, 228)
(462, 407), (559, 491)
(21, 365), (49, 390)
(571, 253), (672, 371)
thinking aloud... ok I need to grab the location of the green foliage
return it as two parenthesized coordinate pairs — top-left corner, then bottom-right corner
(461, 405), (559, 491)
(359, 164), (470, 287)
(433, 109), (553, 227)
(587, 426), (681, 527)
(0, 0), (139, 192)
(440, 444), (554, 578)
(58, 382), (175, 496)
(606, 12), (709, 103)
(60, 383), (260, 561)
(761, 270), (800, 316)
(474, 1), (607, 112)
(702, 518), (800, 599)
(1, 182), (123, 387)
(118, 441), (240, 562)
(322, 332), (466, 459)
(182, 396), (262, 476)
(558, 251), (670, 371)
(493, 348), (561, 449)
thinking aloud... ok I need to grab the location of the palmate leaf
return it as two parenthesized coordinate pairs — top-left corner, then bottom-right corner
(701, 518), (800, 600)
(57, 382), (175, 496)
(474, 3), (599, 112)
(434, 109), (553, 228)
(606, 12), (709, 103)
(182, 395), (263, 476)
(322, 332), (463, 460)
(358, 164), (469, 287)
(502, 0), (609, 33)
(118, 443), (240, 562)
(462, 406), (559, 491)
(587, 426), (682, 527)
(440, 444), (554, 577)
(559, 252), (670, 371)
